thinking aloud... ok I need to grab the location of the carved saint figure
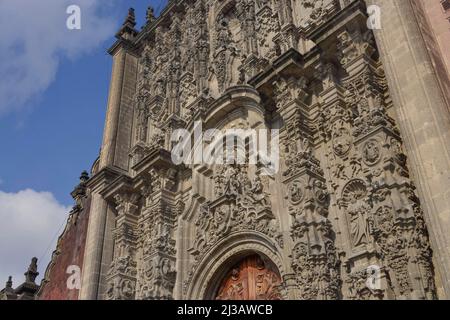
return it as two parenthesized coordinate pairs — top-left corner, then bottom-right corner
(216, 17), (231, 50)
(213, 205), (230, 235)
(347, 194), (371, 247)
(224, 166), (242, 195)
(136, 96), (148, 142)
(250, 176), (270, 207)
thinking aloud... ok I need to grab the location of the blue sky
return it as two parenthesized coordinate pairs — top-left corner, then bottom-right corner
(0, 0), (167, 286)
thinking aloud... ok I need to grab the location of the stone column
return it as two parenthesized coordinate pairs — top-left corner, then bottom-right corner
(79, 191), (109, 300)
(366, 0), (450, 297)
(79, 35), (138, 299)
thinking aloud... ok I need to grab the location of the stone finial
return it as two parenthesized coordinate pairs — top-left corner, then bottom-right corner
(116, 8), (138, 39)
(72, 170), (89, 197)
(124, 8), (136, 28)
(1, 276), (15, 297)
(146, 6), (156, 24)
(5, 276), (13, 289)
(24, 257), (39, 284)
(71, 171), (89, 212)
(80, 170), (89, 183)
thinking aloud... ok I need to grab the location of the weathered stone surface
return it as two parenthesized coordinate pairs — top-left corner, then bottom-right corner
(23, 0), (450, 300)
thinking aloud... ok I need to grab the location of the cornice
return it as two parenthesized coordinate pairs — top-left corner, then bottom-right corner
(85, 166), (124, 193)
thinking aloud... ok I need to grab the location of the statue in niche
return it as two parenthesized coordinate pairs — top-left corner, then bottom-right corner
(136, 96), (148, 142)
(347, 194), (372, 248)
(216, 17), (231, 50)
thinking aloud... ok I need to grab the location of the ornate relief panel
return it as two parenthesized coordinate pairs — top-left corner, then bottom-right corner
(185, 164), (283, 293)
(100, 0), (440, 301)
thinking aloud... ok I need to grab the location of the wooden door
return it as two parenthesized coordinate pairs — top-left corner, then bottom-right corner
(216, 255), (282, 300)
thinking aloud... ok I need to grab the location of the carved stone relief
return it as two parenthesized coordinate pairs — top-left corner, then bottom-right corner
(100, 0), (439, 301)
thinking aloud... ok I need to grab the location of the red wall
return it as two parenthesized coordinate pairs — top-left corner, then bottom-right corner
(39, 198), (91, 300)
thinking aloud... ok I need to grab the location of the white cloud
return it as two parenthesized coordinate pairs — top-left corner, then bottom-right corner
(0, 189), (71, 288)
(0, 0), (118, 115)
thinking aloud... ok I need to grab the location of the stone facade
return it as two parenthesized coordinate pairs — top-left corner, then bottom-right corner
(8, 0), (450, 300)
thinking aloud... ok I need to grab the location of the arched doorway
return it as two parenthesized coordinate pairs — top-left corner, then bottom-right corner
(215, 254), (282, 300)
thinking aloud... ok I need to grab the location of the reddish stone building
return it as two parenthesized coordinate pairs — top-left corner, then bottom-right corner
(38, 171), (92, 300)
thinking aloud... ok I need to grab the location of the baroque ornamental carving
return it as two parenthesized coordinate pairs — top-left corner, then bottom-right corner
(76, 0), (440, 302)
(362, 139), (382, 166)
(282, 132), (341, 299)
(332, 126), (352, 158)
(191, 165), (282, 258)
(296, 0), (336, 30)
(340, 179), (372, 249)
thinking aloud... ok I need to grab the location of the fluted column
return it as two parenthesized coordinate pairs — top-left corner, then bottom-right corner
(366, 0), (450, 297)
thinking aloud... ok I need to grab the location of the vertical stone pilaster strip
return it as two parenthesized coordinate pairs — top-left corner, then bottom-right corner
(80, 40), (138, 299)
(100, 49), (126, 169)
(366, 0), (450, 297)
(79, 192), (109, 299)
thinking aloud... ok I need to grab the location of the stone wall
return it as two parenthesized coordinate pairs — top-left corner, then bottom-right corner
(61, 0), (450, 300)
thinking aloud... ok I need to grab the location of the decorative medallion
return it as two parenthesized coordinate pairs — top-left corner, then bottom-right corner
(362, 139), (381, 166)
(332, 127), (352, 157)
(289, 180), (304, 205)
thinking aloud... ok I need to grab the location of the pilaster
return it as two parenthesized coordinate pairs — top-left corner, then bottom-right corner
(366, 0), (450, 298)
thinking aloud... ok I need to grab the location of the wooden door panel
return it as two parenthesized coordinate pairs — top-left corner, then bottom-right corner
(216, 255), (281, 300)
